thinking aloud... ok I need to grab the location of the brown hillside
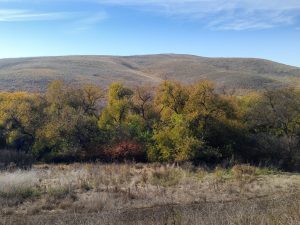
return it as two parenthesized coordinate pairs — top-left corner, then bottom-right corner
(0, 54), (299, 92)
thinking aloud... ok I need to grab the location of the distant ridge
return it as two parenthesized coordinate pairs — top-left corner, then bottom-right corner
(0, 54), (300, 93)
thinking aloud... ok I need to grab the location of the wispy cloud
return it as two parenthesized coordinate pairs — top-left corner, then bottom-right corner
(96, 0), (300, 11)
(0, 7), (107, 33)
(1, 0), (299, 30)
(0, 9), (71, 22)
(73, 11), (108, 31)
(206, 9), (297, 30)
(96, 0), (300, 30)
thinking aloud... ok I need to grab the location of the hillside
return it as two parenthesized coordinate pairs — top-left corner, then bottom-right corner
(0, 54), (300, 92)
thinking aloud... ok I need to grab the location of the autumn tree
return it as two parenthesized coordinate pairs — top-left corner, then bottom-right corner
(0, 79), (299, 169)
(33, 81), (104, 161)
(78, 84), (103, 117)
(99, 82), (133, 130)
(0, 92), (45, 152)
(149, 114), (202, 162)
(155, 80), (189, 116)
(246, 88), (300, 170)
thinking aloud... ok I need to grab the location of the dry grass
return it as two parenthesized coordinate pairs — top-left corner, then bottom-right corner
(1, 55), (300, 93)
(0, 163), (299, 224)
(0, 170), (39, 202)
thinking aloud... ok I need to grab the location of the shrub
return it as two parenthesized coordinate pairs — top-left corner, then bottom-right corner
(106, 141), (146, 162)
(0, 187), (38, 200)
(0, 170), (39, 202)
(150, 167), (183, 187)
(232, 164), (256, 180)
(0, 149), (34, 170)
(47, 186), (74, 199)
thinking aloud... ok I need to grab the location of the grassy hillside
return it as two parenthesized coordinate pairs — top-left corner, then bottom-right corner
(0, 54), (300, 92)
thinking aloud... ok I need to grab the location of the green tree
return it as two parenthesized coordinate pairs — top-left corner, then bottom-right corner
(33, 81), (104, 161)
(155, 80), (189, 116)
(0, 93), (45, 152)
(149, 114), (202, 162)
(185, 81), (235, 137)
(99, 82), (134, 130)
(246, 88), (300, 170)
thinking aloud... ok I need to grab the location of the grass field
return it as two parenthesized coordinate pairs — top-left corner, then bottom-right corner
(0, 163), (300, 225)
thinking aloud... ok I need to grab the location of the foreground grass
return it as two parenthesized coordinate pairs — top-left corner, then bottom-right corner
(0, 163), (299, 225)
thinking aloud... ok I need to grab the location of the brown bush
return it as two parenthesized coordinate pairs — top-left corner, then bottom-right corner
(105, 141), (146, 162)
(232, 164), (256, 179)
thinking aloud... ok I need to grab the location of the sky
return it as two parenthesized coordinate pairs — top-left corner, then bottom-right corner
(0, 0), (300, 66)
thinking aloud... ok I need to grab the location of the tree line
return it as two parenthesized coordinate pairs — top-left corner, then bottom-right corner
(0, 80), (299, 171)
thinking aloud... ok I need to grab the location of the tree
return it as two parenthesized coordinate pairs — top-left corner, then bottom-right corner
(247, 88), (300, 138)
(155, 80), (189, 116)
(246, 88), (300, 170)
(79, 84), (103, 117)
(0, 93), (45, 152)
(32, 81), (104, 161)
(184, 81), (242, 163)
(131, 85), (160, 130)
(185, 81), (235, 137)
(149, 114), (202, 162)
(99, 82), (133, 130)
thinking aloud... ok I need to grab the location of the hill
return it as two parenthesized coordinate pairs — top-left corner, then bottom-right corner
(0, 54), (300, 92)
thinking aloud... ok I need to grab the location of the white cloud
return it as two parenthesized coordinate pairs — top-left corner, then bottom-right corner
(96, 0), (300, 30)
(73, 11), (108, 31)
(0, 7), (107, 32)
(0, 0), (299, 30)
(206, 9), (297, 30)
(96, 0), (300, 11)
(0, 9), (71, 22)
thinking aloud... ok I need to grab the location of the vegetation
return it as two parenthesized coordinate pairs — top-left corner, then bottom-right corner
(0, 163), (299, 225)
(1, 80), (300, 171)
(1, 55), (300, 93)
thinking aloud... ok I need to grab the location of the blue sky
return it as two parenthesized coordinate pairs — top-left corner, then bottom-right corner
(0, 0), (300, 66)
